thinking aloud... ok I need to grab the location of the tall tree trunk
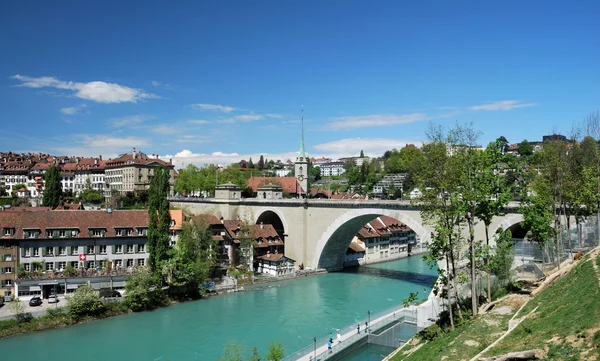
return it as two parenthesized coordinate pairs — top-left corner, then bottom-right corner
(445, 253), (454, 331)
(554, 205), (561, 270)
(468, 217), (477, 316)
(449, 245), (463, 320)
(485, 225), (491, 302)
(566, 210), (572, 260)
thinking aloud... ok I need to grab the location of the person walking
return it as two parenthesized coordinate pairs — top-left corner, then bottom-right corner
(337, 331), (342, 344)
(357, 323), (361, 334)
(329, 332), (333, 343)
(327, 340), (332, 354)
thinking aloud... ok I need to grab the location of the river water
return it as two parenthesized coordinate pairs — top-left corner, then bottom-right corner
(0, 256), (437, 360)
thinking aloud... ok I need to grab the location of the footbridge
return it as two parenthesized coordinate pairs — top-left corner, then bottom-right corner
(169, 197), (524, 270)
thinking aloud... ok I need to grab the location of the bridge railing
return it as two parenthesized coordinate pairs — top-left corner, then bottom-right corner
(281, 305), (416, 361)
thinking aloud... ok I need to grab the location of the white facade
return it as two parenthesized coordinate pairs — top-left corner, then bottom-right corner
(320, 162), (345, 177)
(275, 168), (292, 177)
(74, 171), (106, 196)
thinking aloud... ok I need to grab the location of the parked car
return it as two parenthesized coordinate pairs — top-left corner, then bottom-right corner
(48, 295), (59, 303)
(29, 297), (43, 307)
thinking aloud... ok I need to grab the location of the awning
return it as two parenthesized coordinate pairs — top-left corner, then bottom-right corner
(67, 284), (79, 290)
(38, 281), (58, 285)
(112, 281), (125, 288)
(91, 283), (101, 290)
(30, 286), (41, 291)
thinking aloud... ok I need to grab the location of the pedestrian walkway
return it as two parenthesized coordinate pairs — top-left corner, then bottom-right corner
(283, 306), (417, 361)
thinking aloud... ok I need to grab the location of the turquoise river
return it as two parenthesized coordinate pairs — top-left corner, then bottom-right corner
(0, 256), (438, 360)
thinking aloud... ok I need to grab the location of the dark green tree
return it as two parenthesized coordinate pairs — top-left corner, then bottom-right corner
(265, 341), (284, 361)
(490, 228), (514, 284)
(42, 165), (62, 208)
(360, 149), (365, 158)
(247, 158), (255, 169)
(257, 155), (264, 170)
(518, 139), (533, 157)
(12, 184), (26, 191)
(147, 167), (172, 275)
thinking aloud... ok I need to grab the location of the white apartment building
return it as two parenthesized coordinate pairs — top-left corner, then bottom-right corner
(320, 162), (345, 177)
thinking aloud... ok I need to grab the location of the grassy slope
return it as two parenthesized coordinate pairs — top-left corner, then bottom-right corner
(484, 256), (600, 360)
(392, 256), (600, 361)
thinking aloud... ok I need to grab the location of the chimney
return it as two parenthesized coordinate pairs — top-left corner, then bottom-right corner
(132, 147), (137, 158)
(260, 222), (264, 229)
(94, 159), (98, 165)
(99, 155), (102, 161)
(169, 158), (172, 164)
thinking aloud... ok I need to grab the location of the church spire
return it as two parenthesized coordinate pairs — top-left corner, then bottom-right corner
(298, 106), (306, 161)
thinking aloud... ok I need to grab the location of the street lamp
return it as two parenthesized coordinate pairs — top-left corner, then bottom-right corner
(313, 336), (317, 360)
(367, 310), (371, 334)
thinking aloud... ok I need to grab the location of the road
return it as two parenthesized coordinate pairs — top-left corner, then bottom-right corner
(0, 295), (66, 321)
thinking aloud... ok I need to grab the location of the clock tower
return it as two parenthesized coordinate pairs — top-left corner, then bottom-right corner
(294, 107), (309, 197)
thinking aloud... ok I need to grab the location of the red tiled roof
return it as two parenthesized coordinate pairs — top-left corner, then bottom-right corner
(247, 177), (304, 194)
(222, 220), (282, 245)
(0, 210), (150, 239)
(2, 207), (52, 212)
(310, 188), (332, 198)
(257, 253), (294, 263)
(330, 192), (365, 200)
(190, 214), (222, 226)
(348, 241), (365, 253)
(106, 151), (172, 168)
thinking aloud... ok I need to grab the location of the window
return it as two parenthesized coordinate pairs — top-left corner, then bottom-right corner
(137, 244), (144, 253)
(87, 261), (95, 269)
(2, 267), (12, 274)
(59, 230), (66, 237)
(124, 229), (132, 236)
(46, 262), (54, 271)
(127, 245), (134, 253)
(24, 248), (30, 257)
(114, 259), (123, 267)
(33, 263), (41, 271)
(24, 263), (30, 271)
(71, 246), (79, 255)
(90, 229), (104, 237)
(126, 259), (134, 267)
(87, 246), (95, 254)
(57, 261), (66, 270)
(2, 228), (15, 236)
(3, 279), (12, 286)
(25, 230), (39, 239)
(115, 229), (122, 236)
(58, 246), (66, 256)
(137, 259), (145, 266)
(99, 245), (107, 255)
(115, 245), (123, 254)
(70, 261), (79, 269)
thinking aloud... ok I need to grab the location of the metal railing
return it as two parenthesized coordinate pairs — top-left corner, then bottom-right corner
(16, 267), (143, 281)
(281, 306), (416, 361)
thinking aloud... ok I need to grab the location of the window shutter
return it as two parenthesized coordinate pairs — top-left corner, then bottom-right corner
(30, 247), (34, 256)
(111, 245), (115, 254)
(95, 245), (99, 255)
(54, 246), (59, 256)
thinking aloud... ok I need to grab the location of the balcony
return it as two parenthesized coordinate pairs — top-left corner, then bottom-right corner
(17, 267), (143, 281)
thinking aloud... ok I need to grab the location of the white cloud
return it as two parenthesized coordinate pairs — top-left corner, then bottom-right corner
(108, 115), (153, 128)
(161, 149), (298, 167)
(219, 113), (282, 123)
(151, 81), (161, 87)
(188, 119), (211, 124)
(52, 135), (149, 158)
(60, 104), (87, 115)
(177, 135), (212, 143)
(11, 74), (157, 103)
(324, 113), (427, 129)
(189, 103), (236, 112)
(148, 125), (179, 134)
(468, 100), (537, 111)
(314, 138), (423, 158)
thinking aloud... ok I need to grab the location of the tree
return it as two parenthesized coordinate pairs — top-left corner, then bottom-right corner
(309, 164), (321, 182)
(257, 155), (265, 170)
(360, 149), (365, 158)
(80, 188), (104, 204)
(265, 341), (284, 361)
(238, 222), (256, 270)
(148, 167), (172, 275)
(12, 184), (26, 191)
(124, 269), (167, 311)
(518, 140), (533, 157)
(66, 284), (105, 318)
(42, 165), (62, 208)
(174, 164), (201, 195)
(496, 136), (509, 155)
(520, 176), (554, 273)
(10, 298), (26, 322)
(249, 347), (261, 361)
(490, 228), (514, 284)
(475, 140), (512, 302)
(219, 341), (245, 361)
(248, 158), (255, 169)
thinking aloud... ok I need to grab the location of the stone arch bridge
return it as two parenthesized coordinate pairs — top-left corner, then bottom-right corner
(170, 198), (524, 270)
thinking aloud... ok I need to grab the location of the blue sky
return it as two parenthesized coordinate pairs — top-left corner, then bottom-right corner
(1, 0), (598, 166)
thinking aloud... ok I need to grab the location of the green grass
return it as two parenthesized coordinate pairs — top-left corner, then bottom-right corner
(483, 258), (600, 360)
(391, 309), (515, 361)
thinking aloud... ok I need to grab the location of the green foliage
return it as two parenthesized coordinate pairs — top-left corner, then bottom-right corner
(42, 165), (62, 208)
(402, 292), (419, 308)
(148, 167), (172, 274)
(490, 228), (514, 284)
(518, 139), (533, 157)
(124, 269), (167, 312)
(219, 341), (246, 361)
(249, 346), (261, 361)
(418, 324), (442, 341)
(12, 183), (27, 191)
(309, 164), (321, 182)
(265, 340), (285, 361)
(592, 330), (600, 347)
(66, 285), (105, 318)
(80, 188), (104, 204)
(163, 219), (219, 298)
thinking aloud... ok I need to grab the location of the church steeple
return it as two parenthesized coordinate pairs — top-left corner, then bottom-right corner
(298, 106), (307, 161)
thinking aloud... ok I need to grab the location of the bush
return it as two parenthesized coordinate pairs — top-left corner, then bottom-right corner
(67, 285), (105, 318)
(593, 330), (600, 348)
(124, 270), (167, 312)
(45, 307), (66, 319)
(418, 324), (442, 341)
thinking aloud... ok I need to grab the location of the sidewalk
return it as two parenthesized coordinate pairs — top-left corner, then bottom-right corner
(0, 295), (66, 321)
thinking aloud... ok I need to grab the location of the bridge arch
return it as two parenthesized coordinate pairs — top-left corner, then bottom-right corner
(313, 208), (432, 270)
(254, 208), (289, 240)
